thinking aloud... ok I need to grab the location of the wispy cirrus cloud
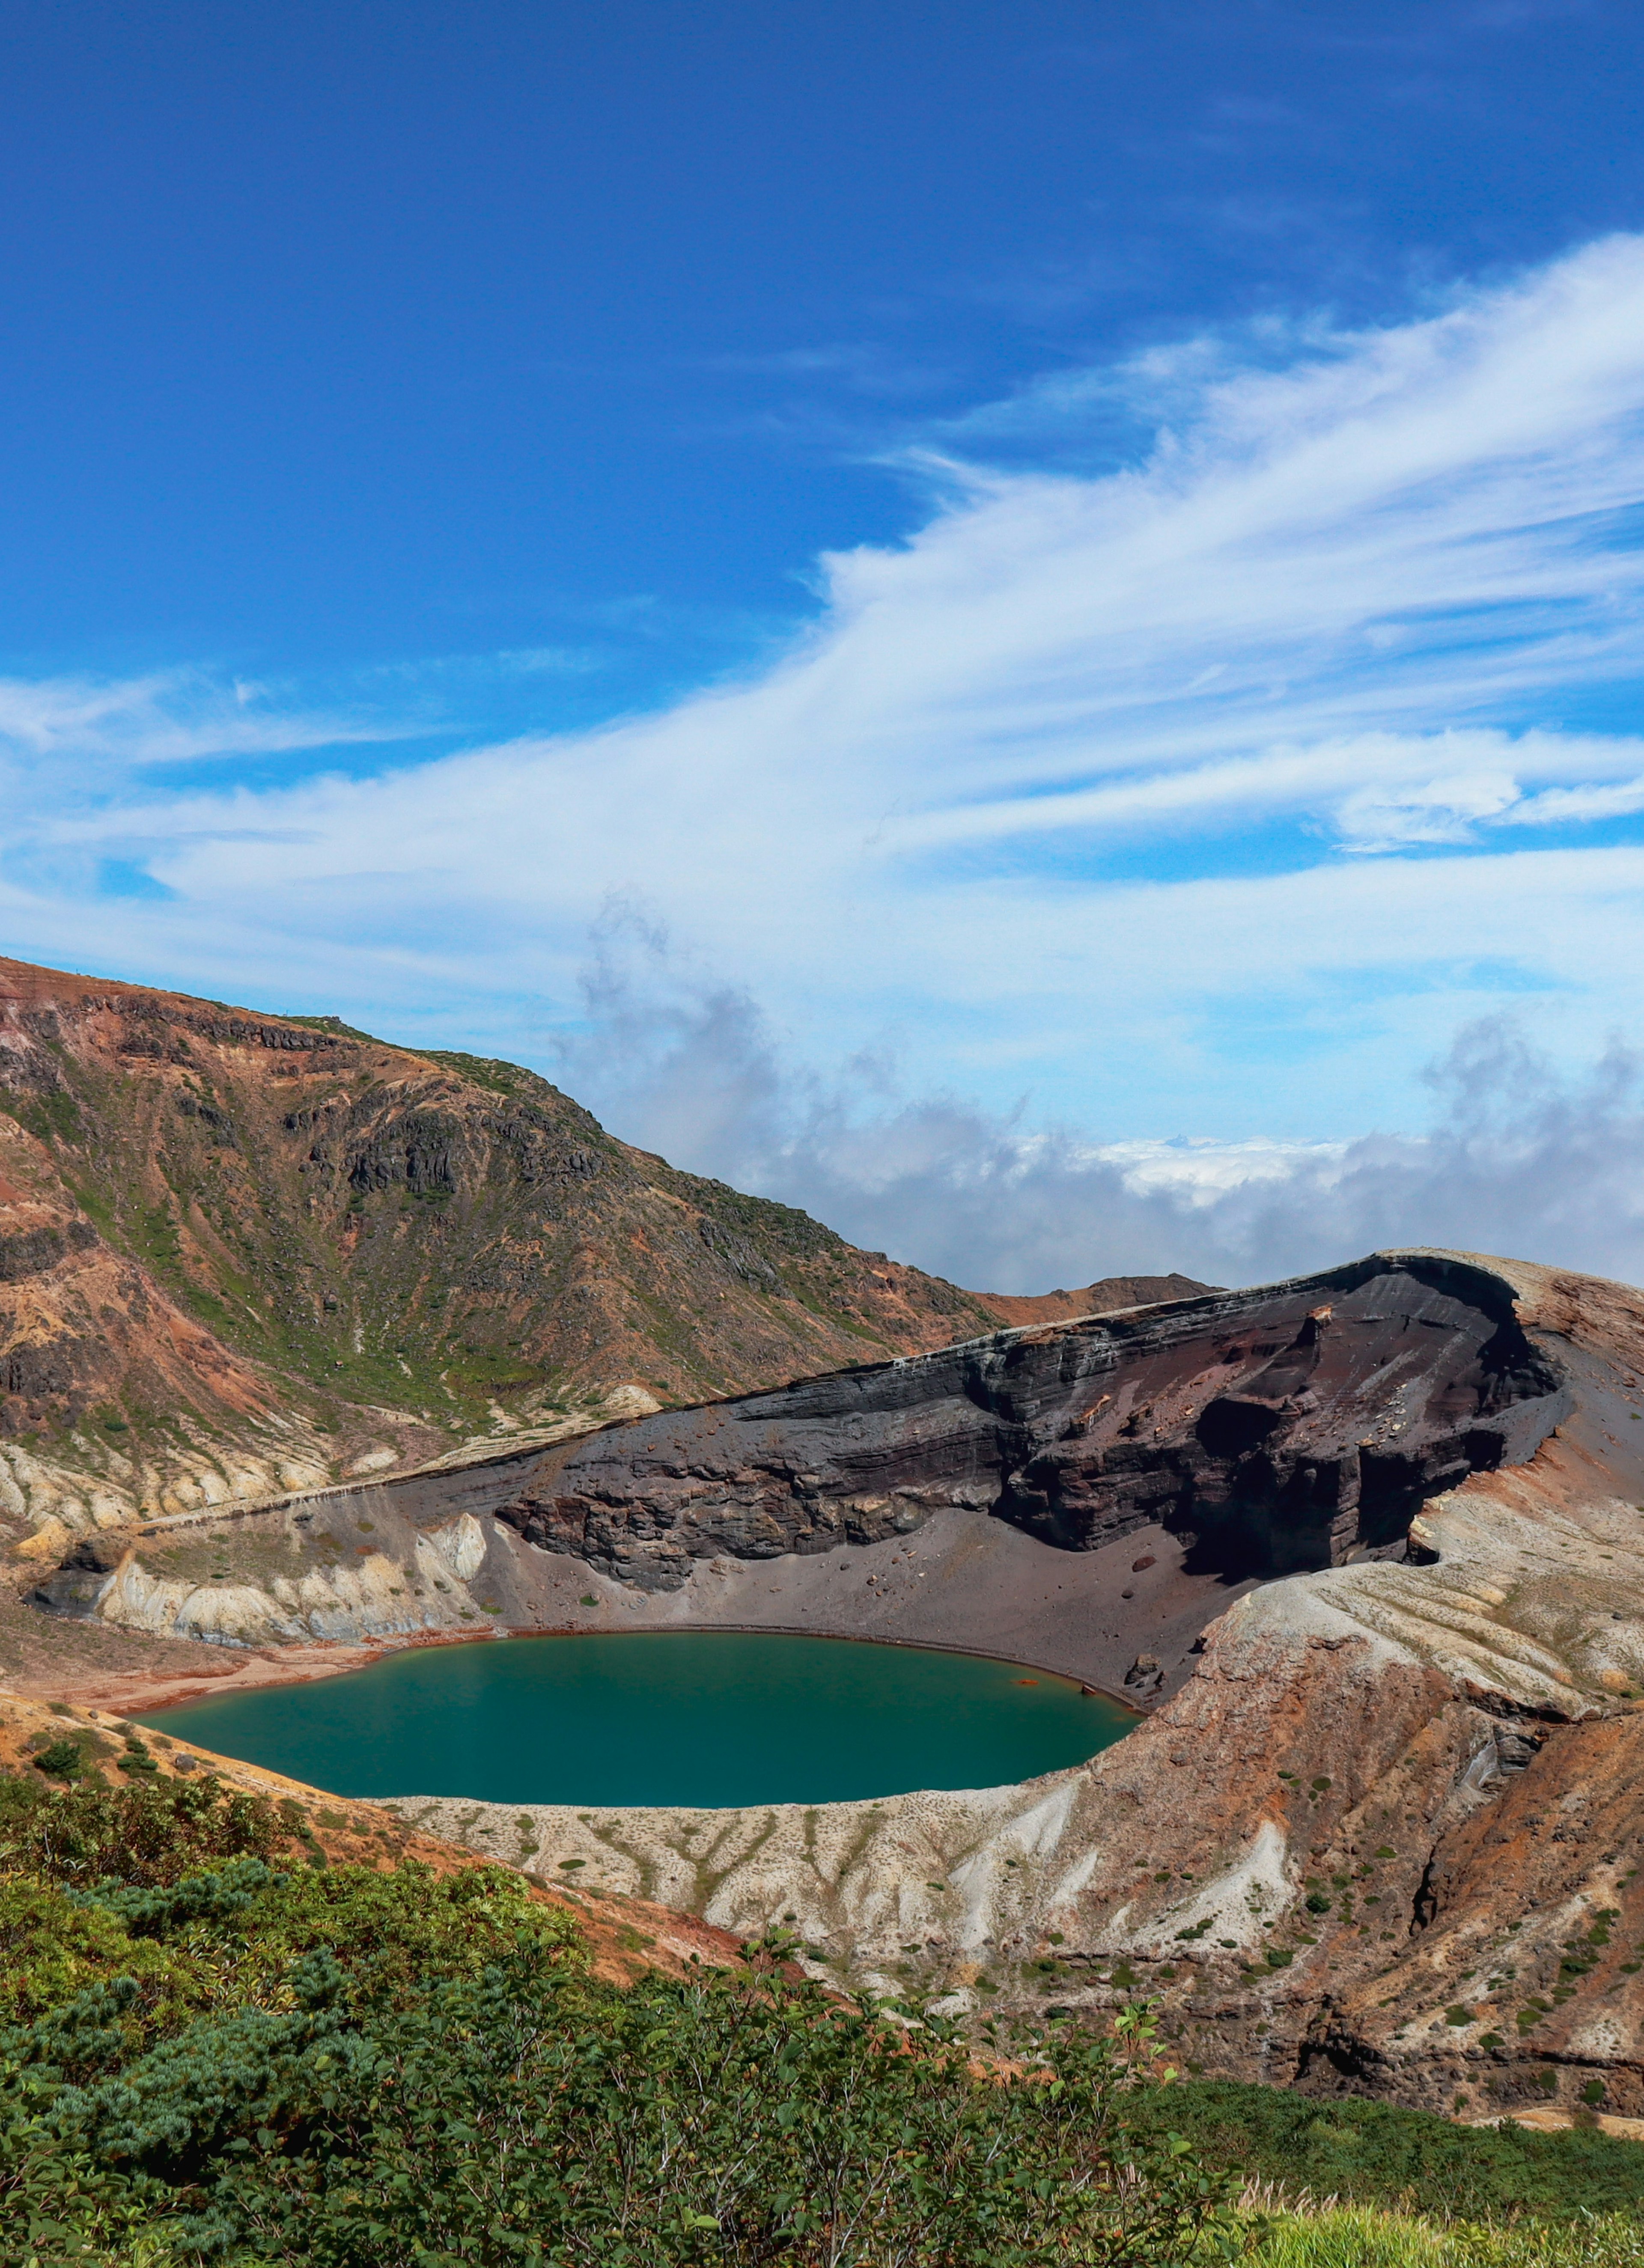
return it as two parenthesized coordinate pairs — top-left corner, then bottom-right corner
(9, 236), (1644, 1162)
(894, 727), (1644, 855)
(0, 669), (414, 781)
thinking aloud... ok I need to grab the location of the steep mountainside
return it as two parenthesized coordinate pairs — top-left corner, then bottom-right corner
(0, 955), (1005, 1536)
(975, 1273), (1214, 1326)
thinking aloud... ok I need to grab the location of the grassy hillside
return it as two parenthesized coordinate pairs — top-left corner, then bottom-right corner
(0, 956), (1001, 1531)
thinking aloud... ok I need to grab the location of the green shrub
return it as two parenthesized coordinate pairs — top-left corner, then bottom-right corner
(30, 1738), (92, 1784)
(0, 1765), (282, 1887)
(0, 1852), (582, 2050)
(0, 1768), (1237, 2268)
(101, 1956), (1239, 2267)
(0, 1876), (217, 2034)
(1129, 2080), (1644, 2223)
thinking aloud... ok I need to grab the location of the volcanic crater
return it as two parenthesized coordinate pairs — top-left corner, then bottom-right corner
(37, 1237), (1644, 2125)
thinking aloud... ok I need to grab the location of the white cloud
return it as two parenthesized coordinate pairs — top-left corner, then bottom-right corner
(895, 726), (1644, 854)
(9, 237), (1644, 1141)
(1085, 1134), (1355, 1204)
(0, 669), (406, 777)
(1334, 763), (1523, 851)
(555, 932), (1644, 1294)
(1504, 775), (1644, 826)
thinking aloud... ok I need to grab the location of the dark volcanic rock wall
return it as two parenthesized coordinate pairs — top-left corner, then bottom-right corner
(495, 1253), (1569, 1589)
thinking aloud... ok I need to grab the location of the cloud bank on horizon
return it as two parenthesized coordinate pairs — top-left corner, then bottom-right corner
(9, 236), (1644, 1288)
(561, 921), (1644, 1295)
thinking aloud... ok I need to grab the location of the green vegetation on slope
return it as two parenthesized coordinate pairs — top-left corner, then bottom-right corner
(5, 1768), (1644, 2266)
(1126, 2078), (1644, 2223)
(0, 1764), (1236, 2267)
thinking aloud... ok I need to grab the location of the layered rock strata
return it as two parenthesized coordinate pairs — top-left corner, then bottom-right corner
(491, 1253), (1567, 1590)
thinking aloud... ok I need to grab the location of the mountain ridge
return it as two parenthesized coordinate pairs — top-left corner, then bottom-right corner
(0, 953), (1191, 1541)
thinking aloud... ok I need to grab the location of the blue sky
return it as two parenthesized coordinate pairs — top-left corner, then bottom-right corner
(10, 0), (1644, 1284)
(7, 0), (1642, 706)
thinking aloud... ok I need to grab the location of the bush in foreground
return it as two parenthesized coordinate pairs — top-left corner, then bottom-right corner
(1127, 2078), (1644, 2223)
(0, 1770), (1237, 2266)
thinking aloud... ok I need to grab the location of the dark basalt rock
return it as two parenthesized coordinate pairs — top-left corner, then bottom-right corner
(30, 1530), (127, 1615)
(0, 1335), (89, 1405)
(494, 1251), (1569, 1590)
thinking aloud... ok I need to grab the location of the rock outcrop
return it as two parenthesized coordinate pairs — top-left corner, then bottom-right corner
(491, 1253), (1566, 1589)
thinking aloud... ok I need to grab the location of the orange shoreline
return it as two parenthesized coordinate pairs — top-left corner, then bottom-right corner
(27, 1618), (1145, 1723)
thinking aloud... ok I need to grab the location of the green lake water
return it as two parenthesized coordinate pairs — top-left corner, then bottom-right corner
(138, 1632), (1135, 1808)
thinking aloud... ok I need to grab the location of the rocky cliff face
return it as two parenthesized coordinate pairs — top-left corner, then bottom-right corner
(491, 1253), (1566, 1589)
(0, 955), (1004, 1537)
